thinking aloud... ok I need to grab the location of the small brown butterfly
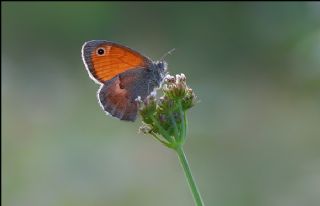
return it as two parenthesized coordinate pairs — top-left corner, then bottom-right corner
(81, 40), (167, 121)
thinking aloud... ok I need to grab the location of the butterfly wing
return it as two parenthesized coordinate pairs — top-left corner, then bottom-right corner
(82, 40), (152, 84)
(98, 67), (161, 121)
(82, 40), (166, 121)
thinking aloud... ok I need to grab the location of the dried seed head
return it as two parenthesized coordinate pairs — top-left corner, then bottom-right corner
(165, 74), (175, 83)
(180, 73), (186, 81)
(139, 124), (152, 134)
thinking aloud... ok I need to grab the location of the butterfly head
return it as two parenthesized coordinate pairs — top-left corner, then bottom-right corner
(156, 60), (167, 72)
(148, 60), (167, 87)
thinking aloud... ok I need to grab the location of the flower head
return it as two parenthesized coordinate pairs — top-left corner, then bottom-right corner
(137, 73), (197, 148)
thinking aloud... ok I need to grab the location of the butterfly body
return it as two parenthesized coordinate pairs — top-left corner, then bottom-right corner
(82, 40), (167, 121)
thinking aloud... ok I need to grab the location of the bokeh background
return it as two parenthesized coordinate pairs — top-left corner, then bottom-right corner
(2, 2), (320, 206)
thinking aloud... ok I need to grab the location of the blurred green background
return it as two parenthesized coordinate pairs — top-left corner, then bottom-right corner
(2, 2), (320, 206)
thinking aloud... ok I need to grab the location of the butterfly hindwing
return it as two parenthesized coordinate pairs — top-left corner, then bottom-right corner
(98, 67), (161, 121)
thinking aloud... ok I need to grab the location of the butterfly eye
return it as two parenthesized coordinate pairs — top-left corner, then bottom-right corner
(157, 61), (164, 68)
(96, 47), (106, 56)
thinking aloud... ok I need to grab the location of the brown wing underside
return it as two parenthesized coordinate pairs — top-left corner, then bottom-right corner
(97, 67), (161, 121)
(98, 75), (138, 121)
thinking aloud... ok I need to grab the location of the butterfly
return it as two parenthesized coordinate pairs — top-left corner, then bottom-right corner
(81, 40), (168, 121)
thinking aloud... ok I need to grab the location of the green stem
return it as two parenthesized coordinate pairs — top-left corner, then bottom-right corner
(169, 112), (179, 140)
(176, 146), (205, 206)
(178, 101), (187, 142)
(183, 111), (187, 138)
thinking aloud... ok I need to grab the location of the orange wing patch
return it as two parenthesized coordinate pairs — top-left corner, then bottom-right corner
(90, 44), (148, 82)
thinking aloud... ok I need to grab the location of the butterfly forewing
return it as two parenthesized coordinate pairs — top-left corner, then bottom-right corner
(82, 40), (152, 83)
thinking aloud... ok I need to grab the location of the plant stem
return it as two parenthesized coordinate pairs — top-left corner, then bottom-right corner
(169, 112), (179, 140)
(177, 101), (187, 142)
(176, 146), (205, 206)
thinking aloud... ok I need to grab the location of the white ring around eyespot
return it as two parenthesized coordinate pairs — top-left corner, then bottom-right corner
(96, 47), (106, 56)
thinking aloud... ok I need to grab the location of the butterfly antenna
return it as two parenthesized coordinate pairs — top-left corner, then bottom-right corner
(159, 48), (176, 61)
